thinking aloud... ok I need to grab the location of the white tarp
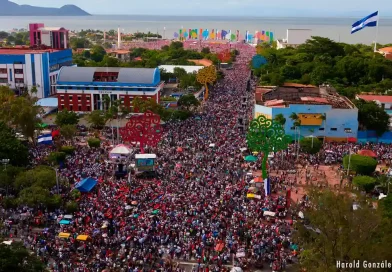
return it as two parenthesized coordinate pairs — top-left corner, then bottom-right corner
(263, 211), (276, 217)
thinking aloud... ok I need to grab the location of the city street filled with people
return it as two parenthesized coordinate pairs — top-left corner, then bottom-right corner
(1, 42), (392, 272)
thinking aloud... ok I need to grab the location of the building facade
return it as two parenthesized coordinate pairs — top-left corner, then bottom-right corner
(0, 48), (73, 98)
(29, 23), (69, 50)
(56, 67), (163, 112)
(254, 84), (358, 141)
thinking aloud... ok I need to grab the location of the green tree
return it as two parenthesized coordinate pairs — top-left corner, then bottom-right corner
(343, 154), (377, 175)
(0, 122), (29, 166)
(87, 138), (101, 148)
(201, 47), (211, 54)
(18, 186), (54, 207)
(274, 113), (286, 126)
(177, 94), (200, 111)
(55, 109), (79, 126)
(90, 45), (107, 62)
(0, 242), (45, 271)
(65, 201), (78, 213)
(300, 137), (322, 154)
(47, 152), (67, 165)
(354, 99), (390, 136)
(87, 110), (106, 128)
(294, 189), (392, 272)
(173, 67), (187, 78)
(14, 166), (56, 190)
(352, 175), (377, 193)
(60, 124), (77, 141)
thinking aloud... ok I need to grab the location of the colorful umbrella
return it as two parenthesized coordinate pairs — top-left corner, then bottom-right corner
(244, 155), (257, 162)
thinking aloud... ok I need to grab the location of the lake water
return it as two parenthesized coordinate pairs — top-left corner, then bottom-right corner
(1, 15), (392, 44)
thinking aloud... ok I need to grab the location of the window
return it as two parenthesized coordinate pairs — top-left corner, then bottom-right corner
(78, 105), (82, 111)
(290, 127), (295, 130)
(87, 106), (90, 111)
(86, 96), (90, 101)
(14, 69), (23, 74)
(319, 128), (325, 131)
(60, 95), (64, 100)
(330, 128), (337, 131)
(344, 128), (352, 133)
(0, 68), (7, 74)
(15, 78), (24, 83)
(78, 96), (81, 101)
(70, 105), (73, 111)
(0, 78), (7, 83)
(69, 95), (73, 100)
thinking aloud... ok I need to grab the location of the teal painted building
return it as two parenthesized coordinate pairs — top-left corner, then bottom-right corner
(254, 85), (359, 141)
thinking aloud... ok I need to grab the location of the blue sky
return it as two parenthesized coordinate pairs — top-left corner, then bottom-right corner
(11, 0), (391, 16)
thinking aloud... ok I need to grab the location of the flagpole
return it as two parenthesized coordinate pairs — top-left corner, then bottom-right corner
(374, 11), (380, 52)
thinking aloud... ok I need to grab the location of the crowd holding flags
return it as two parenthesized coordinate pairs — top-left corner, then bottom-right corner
(173, 28), (274, 43)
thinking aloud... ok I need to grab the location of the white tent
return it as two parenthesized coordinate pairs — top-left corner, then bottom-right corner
(110, 144), (131, 155)
(109, 144), (132, 159)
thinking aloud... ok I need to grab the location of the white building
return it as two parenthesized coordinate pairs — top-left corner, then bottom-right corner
(0, 48), (73, 98)
(158, 65), (204, 74)
(276, 29), (312, 49)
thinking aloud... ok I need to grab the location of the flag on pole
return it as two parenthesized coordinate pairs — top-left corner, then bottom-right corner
(351, 11), (378, 34)
(264, 178), (271, 195)
(38, 133), (53, 144)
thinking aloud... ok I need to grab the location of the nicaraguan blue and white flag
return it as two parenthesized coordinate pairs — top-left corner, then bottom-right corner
(38, 133), (53, 144)
(351, 11), (378, 34)
(264, 178), (271, 196)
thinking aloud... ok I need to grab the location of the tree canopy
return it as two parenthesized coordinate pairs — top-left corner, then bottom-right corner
(177, 94), (200, 110)
(0, 122), (29, 167)
(354, 99), (390, 136)
(352, 175), (377, 193)
(0, 242), (45, 271)
(343, 154), (378, 175)
(294, 189), (392, 272)
(86, 110), (106, 128)
(252, 37), (392, 98)
(55, 109), (79, 126)
(300, 137), (322, 154)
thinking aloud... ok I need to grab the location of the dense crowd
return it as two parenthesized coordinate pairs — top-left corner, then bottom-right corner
(2, 42), (392, 272)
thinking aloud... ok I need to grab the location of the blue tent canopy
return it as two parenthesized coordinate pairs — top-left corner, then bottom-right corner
(75, 177), (98, 193)
(59, 219), (71, 225)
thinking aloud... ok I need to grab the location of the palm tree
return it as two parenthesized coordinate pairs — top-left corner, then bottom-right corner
(308, 128), (315, 148)
(274, 113), (286, 126)
(318, 113), (327, 142)
(290, 113), (301, 158)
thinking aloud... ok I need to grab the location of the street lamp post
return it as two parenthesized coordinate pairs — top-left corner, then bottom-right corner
(1, 159), (10, 195)
(346, 149), (352, 178)
(50, 166), (60, 194)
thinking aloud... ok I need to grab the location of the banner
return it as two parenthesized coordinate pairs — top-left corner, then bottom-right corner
(172, 28), (274, 43)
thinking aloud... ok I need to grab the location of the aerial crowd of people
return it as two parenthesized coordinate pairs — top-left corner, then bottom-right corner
(1, 41), (392, 272)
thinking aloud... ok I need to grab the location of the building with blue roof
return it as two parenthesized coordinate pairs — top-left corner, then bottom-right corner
(56, 66), (164, 112)
(0, 48), (73, 98)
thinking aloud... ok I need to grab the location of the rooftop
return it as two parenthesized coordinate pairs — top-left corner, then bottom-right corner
(57, 66), (161, 86)
(107, 49), (130, 54)
(258, 83), (354, 109)
(379, 47), (392, 54)
(357, 94), (392, 104)
(159, 65), (204, 74)
(0, 47), (61, 55)
(188, 59), (213, 66)
(38, 27), (67, 32)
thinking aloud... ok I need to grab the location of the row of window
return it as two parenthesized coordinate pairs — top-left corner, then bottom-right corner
(290, 127), (352, 133)
(60, 95), (90, 102)
(57, 86), (156, 92)
(0, 68), (23, 74)
(59, 105), (90, 111)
